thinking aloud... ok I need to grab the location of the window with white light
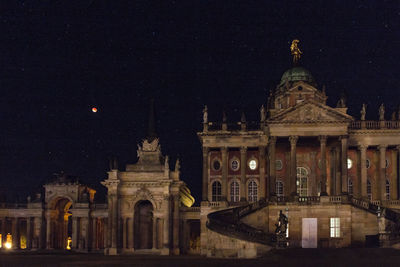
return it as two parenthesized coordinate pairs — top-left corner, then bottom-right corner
(347, 158), (353, 169)
(276, 181), (284, 197)
(296, 167), (308, 196)
(248, 159), (257, 170)
(330, 218), (340, 238)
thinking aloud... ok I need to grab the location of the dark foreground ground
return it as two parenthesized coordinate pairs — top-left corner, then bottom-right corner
(0, 248), (399, 267)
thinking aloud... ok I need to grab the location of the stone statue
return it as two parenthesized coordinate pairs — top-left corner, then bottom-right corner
(175, 158), (180, 172)
(260, 105), (266, 122)
(164, 155), (169, 170)
(203, 105), (208, 124)
(398, 106), (400, 121)
(222, 110), (227, 123)
(141, 138), (160, 152)
(290, 39), (302, 64)
(274, 210), (288, 247)
(379, 103), (385, 121)
(360, 103), (366, 121)
(241, 112), (246, 123)
(336, 94), (346, 108)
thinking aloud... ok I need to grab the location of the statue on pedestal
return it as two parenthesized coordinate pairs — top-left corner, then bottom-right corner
(203, 105), (208, 124)
(360, 103), (366, 121)
(274, 210), (288, 247)
(379, 103), (385, 121)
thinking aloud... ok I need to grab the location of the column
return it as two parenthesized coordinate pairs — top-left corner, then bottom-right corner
(202, 147), (209, 201)
(335, 146), (341, 195)
(289, 136), (298, 196)
(111, 196), (118, 250)
(269, 137), (277, 197)
(122, 217), (127, 249)
(33, 217), (41, 249)
(26, 217), (31, 249)
(152, 217), (157, 250)
(319, 136), (328, 195)
(103, 218), (108, 249)
(310, 152), (317, 196)
(172, 195), (180, 254)
(11, 218), (18, 249)
(378, 145), (387, 201)
(221, 147), (228, 201)
(128, 217), (134, 250)
(396, 146), (400, 200)
(340, 136), (348, 194)
(81, 217), (89, 250)
(46, 212), (52, 249)
(359, 144), (368, 198)
(240, 146), (247, 201)
(91, 218), (97, 250)
(72, 217), (78, 249)
(162, 196), (170, 254)
(259, 145), (267, 200)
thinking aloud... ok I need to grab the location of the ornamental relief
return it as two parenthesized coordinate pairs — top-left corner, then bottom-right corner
(281, 105), (339, 122)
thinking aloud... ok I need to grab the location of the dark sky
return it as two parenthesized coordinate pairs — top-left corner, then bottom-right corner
(0, 1), (399, 203)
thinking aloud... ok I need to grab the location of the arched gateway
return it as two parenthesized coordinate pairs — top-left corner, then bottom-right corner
(134, 200), (153, 249)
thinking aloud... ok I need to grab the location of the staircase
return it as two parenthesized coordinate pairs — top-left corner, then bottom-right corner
(206, 199), (276, 246)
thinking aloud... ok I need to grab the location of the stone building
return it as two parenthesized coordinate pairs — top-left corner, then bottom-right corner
(1, 45), (400, 258)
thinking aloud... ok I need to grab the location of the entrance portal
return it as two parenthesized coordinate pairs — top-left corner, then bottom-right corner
(52, 198), (72, 249)
(302, 218), (317, 248)
(134, 200), (153, 249)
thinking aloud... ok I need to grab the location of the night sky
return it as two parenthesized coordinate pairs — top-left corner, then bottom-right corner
(0, 1), (399, 203)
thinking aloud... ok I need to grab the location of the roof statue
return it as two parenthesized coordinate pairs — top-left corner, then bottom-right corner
(360, 103), (366, 121)
(203, 105), (208, 124)
(379, 103), (385, 121)
(260, 105), (266, 122)
(290, 39), (302, 64)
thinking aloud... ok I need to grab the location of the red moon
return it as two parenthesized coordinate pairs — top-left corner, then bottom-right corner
(92, 107), (98, 113)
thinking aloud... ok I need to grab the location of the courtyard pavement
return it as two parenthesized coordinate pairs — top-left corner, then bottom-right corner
(0, 248), (399, 267)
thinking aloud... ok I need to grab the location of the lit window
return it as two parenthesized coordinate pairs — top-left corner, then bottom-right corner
(249, 159), (257, 170)
(212, 159), (221, 171)
(347, 158), (353, 169)
(212, 181), (222, 201)
(296, 167), (308, 197)
(230, 181), (240, 202)
(330, 218), (340, 238)
(230, 159), (240, 171)
(276, 181), (284, 197)
(385, 179), (390, 200)
(367, 179), (372, 201)
(275, 160), (283, 170)
(248, 181), (258, 202)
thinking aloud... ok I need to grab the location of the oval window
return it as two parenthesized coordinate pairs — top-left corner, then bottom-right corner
(249, 159), (257, 170)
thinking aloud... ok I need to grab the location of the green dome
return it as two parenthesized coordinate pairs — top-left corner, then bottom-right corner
(279, 66), (315, 87)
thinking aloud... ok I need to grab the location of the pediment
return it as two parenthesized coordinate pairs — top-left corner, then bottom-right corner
(269, 100), (353, 123)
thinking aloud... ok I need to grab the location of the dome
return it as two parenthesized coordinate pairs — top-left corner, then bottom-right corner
(279, 66), (315, 87)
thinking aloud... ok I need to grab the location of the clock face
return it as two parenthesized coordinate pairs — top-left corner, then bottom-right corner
(249, 159), (257, 170)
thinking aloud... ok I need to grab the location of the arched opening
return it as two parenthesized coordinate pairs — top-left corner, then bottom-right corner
(296, 167), (308, 196)
(134, 200), (153, 250)
(52, 198), (72, 249)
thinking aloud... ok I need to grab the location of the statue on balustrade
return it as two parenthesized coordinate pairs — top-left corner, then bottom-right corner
(379, 103), (385, 121)
(360, 103), (366, 121)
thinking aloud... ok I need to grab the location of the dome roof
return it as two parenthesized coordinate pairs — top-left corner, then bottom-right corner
(279, 66), (315, 87)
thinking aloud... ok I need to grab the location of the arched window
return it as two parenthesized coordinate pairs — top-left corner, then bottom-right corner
(367, 179), (372, 201)
(385, 179), (390, 200)
(248, 181), (258, 202)
(296, 167), (308, 197)
(348, 178), (353, 196)
(276, 181), (284, 197)
(212, 181), (222, 201)
(230, 181), (240, 202)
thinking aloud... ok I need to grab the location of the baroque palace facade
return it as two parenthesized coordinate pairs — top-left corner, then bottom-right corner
(1, 47), (400, 258)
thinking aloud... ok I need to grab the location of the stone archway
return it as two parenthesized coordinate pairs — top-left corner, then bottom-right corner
(50, 198), (72, 249)
(134, 200), (153, 249)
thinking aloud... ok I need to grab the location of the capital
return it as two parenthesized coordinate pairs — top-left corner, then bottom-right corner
(240, 146), (247, 153)
(339, 135), (349, 141)
(202, 147), (209, 154)
(358, 144), (368, 151)
(318, 135), (327, 144)
(270, 136), (277, 145)
(289, 136), (298, 146)
(396, 145), (400, 151)
(221, 146), (228, 153)
(377, 144), (388, 151)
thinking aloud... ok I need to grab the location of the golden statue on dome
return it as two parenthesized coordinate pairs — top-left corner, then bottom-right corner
(290, 39), (302, 64)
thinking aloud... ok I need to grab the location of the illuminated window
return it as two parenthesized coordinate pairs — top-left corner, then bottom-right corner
(330, 218), (340, 238)
(248, 180), (258, 202)
(230, 181), (240, 202)
(212, 181), (222, 201)
(276, 181), (284, 197)
(367, 179), (372, 201)
(275, 160), (283, 170)
(212, 159), (221, 171)
(248, 159), (257, 170)
(385, 179), (390, 200)
(347, 158), (353, 169)
(230, 158), (240, 171)
(296, 167), (308, 196)
(348, 178), (353, 196)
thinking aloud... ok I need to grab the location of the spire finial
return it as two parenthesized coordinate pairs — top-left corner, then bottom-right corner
(290, 39), (302, 65)
(147, 98), (157, 142)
